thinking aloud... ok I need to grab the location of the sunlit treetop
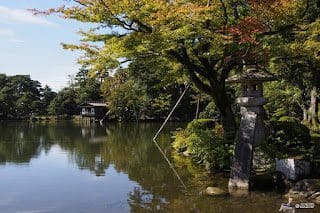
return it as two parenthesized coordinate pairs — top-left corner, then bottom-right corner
(32, 0), (318, 93)
(31, 0), (320, 140)
(35, 2), (301, 58)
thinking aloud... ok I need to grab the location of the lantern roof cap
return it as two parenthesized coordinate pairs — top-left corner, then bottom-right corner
(226, 67), (276, 84)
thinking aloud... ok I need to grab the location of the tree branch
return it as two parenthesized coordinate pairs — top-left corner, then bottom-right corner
(132, 19), (152, 33)
(219, 57), (239, 81)
(168, 49), (212, 93)
(257, 24), (295, 39)
(231, 1), (240, 20)
(98, 0), (140, 32)
(98, 0), (152, 33)
(74, 0), (92, 7)
(302, 0), (311, 17)
(219, 0), (228, 30)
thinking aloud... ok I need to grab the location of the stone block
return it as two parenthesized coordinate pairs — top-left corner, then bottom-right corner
(276, 158), (311, 181)
(237, 97), (266, 107)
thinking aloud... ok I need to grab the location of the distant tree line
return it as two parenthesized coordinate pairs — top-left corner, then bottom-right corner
(101, 58), (207, 121)
(0, 64), (205, 121)
(50, 64), (207, 121)
(0, 69), (103, 119)
(0, 74), (56, 119)
(48, 66), (103, 116)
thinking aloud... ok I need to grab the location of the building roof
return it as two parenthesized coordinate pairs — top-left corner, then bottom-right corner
(80, 102), (107, 107)
(226, 68), (276, 84)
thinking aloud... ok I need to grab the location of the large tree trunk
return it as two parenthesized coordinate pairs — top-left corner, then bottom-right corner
(308, 86), (319, 127)
(212, 84), (237, 143)
(220, 104), (237, 142)
(167, 47), (237, 141)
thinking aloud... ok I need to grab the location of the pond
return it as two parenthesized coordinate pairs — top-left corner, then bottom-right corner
(0, 121), (317, 212)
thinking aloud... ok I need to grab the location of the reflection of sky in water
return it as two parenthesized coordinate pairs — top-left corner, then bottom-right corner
(0, 146), (137, 213)
(0, 122), (318, 213)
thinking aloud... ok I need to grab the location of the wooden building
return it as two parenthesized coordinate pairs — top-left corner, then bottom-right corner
(79, 102), (108, 122)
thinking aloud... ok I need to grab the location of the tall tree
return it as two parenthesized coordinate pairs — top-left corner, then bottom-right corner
(265, 1), (320, 127)
(38, 0), (314, 140)
(41, 85), (57, 114)
(74, 65), (103, 103)
(0, 74), (54, 118)
(48, 87), (78, 116)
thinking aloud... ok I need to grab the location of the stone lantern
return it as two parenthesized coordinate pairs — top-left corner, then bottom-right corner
(226, 66), (276, 190)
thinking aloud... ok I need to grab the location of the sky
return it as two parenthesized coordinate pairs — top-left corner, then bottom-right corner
(0, 0), (90, 91)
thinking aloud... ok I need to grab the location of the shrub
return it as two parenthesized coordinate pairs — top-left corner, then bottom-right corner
(262, 121), (312, 159)
(186, 119), (215, 132)
(172, 119), (233, 171)
(199, 102), (219, 120)
(277, 116), (300, 123)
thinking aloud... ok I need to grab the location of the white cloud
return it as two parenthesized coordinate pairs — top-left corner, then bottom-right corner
(0, 28), (25, 44)
(0, 28), (15, 37)
(9, 39), (25, 44)
(0, 5), (55, 26)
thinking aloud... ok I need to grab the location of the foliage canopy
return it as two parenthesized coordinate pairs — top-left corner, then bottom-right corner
(36, 0), (320, 137)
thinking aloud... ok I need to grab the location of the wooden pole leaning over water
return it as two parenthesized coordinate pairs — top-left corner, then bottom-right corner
(153, 83), (190, 190)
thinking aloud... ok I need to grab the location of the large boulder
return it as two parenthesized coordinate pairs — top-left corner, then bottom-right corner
(286, 179), (320, 203)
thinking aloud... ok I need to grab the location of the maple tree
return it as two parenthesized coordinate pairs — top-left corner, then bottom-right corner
(36, 0), (318, 139)
(263, 0), (320, 128)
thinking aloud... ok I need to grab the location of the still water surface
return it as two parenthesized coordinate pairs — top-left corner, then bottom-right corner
(0, 122), (316, 212)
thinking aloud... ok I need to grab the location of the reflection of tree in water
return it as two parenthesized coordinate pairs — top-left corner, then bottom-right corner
(0, 122), (44, 164)
(0, 122), (218, 211)
(0, 122), (179, 183)
(0, 122), (107, 168)
(0, 122), (301, 212)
